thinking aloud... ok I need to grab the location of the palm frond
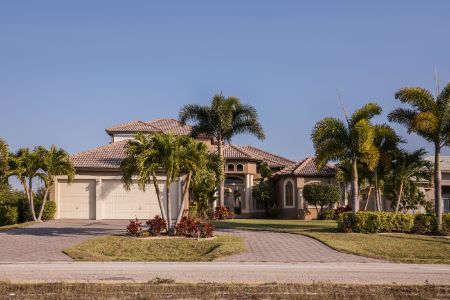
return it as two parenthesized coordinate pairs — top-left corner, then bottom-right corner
(394, 87), (436, 112)
(349, 102), (382, 126)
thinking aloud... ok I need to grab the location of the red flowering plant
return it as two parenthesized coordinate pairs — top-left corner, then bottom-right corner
(146, 215), (167, 236)
(127, 218), (142, 236)
(214, 206), (230, 220)
(200, 223), (215, 238)
(175, 216), (199, 237)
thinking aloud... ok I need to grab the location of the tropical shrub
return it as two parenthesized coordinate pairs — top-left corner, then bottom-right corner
(175, 216), (200, 237)
(338, 211), (414, 233)
(303, 183), (341, 219)
(146, 215), (167, 236)
(443, 213), (450, 233)
(214, 206), (230, 220)
(332, 205), (352, 220)
(412, 214), (438, 234)
(0, 205), (18, 226)
(127, 219), (142, 236)
(200, 223), (215, 238)
(322, 209), (335, 220)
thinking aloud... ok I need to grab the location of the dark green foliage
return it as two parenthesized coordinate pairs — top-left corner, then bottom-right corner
(412, 214), (439, 234)
(443, 213), (450, 234)
(0, 204), (18, 225)
(338, 211), (415, 233)
(252, 180), (274, 214)
(303, 183), (341, 219)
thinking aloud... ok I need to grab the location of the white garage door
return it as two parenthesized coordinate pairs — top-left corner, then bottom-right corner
(58, 179), (96, 219)
(101, 180), (179, 220)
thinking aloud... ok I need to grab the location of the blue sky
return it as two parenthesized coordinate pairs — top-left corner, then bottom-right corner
(1, 1), (450, 161)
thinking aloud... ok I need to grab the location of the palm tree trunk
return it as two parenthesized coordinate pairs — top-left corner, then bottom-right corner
(166, 179), (172, 234)
(28, 178), (37, 221)
(373, 171), (379, 211)
(151, 174), (168, 224)
(395, 181), (403, 213)
(218, 140), (225, 207)
(351, 158), (359, 212)
(37, 186), (49, 221)
(364, 187), (372, 210)
(175, 172), (192, 225)
(434, 144), (443, 227)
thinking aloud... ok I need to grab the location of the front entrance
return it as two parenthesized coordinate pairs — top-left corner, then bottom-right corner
(224, 176), (245, 215)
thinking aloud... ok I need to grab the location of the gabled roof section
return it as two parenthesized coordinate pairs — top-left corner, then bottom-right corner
(240, 145), (295, 168)
(275, 157), (335, 177)
(105, 118), (193, 136)
(210, 144), (294, 168)
(70, 140), (128, 169)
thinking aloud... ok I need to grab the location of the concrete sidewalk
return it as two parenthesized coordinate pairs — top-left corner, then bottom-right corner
(0, 262), (449, 285)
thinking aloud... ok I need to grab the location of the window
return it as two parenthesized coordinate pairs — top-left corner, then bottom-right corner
(284, 179), (294, 208)
(227, 164), (235, 172)
(236, 164), (244, 172)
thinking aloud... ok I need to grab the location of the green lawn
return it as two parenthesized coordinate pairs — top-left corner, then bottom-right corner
(1, 282), (449, 300)
(0, 221), (36, 232)
(64, 234), (245, 262)
(214, 219), (450, 264)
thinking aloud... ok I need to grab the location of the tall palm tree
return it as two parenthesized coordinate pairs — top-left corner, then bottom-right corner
(0, 138), (9, 183)
(388, 83), (450, 226)
(387, 149), (432, 212)
(179, 94), (265, 206)
(121, 133), (168, 223)
(311, 103), (382, 212)
(121, 133), (211, 233)
(35, 145), (75, 221)
(371, 124), (404, 210)
(8, 148), (41, 221)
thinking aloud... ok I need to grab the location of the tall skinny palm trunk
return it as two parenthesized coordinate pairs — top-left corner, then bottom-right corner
(395, 181), (404, 213)
(176, 173), (192, 225)
(217, 141), (225, 206)
(434, 144), (443, 227)
(151, 174), (168, 226)
(351, 158), (359, 212)
(37, 187), (50, 221)
(166, 180), (172, 234)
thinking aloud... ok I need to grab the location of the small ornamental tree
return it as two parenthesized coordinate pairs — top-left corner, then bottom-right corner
(303, 183), (341, 218)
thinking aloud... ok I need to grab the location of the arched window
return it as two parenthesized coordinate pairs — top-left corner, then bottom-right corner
(227, 164), (235, 172)
(284, 179), (295, 208)
(236, 164), (244, 172)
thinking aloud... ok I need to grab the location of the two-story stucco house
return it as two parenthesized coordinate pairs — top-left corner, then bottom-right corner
(51, 118), (336, 221)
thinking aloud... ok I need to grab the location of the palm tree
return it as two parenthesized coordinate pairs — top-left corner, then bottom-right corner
(388, 83), (450, 226)
(121, 133), (211, 233)
(0, 138), (9, 182)
(371, 124), (404, 210)
(311, 103), (382, 212)
(179, 94), (265, 206)
(386, 149), (432, 212)
(35, 145), (75, 221)
(8, 148), (41, 221)
(121, 133), (168, 223)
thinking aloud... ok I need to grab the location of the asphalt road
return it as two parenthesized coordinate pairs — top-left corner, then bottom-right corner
(1, 262), (449, 285)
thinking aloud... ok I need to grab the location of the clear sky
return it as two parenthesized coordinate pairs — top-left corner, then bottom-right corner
(1, 1), (450, 161)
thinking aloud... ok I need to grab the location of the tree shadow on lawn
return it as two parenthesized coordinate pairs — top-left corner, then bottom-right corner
(214, 220), (338, 233)
(379, 233), (450, 246)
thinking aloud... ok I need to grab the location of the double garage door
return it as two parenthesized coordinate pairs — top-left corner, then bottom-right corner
(58, 179), (178, 220)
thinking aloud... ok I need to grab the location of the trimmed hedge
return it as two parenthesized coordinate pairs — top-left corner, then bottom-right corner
(339, 211), (449, 234)
(338, 211), (415, 233)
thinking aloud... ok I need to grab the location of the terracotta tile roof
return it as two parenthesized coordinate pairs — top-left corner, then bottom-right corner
(240, 145), (295, 168)
(72, 141), (295, 170)
(106, 118), (192, 135)
(274, 157), (335, 177)
(70, 140), (128, 169)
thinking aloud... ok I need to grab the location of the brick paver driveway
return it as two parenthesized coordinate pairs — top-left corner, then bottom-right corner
(218, 229), (381, 263)
(0, 221), (380, 263)
(0, 220), (127, 262)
